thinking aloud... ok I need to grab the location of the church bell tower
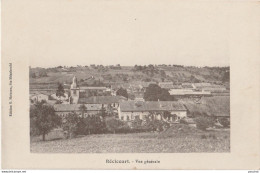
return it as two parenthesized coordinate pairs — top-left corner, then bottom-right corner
(70, 76), (79, 104)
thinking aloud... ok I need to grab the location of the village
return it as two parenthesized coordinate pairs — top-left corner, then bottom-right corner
(30, 75), (229, 121)
(30, 65), (230, 153)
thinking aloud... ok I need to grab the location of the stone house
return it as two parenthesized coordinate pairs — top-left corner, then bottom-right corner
(118, 101), (187, 122)
(53, 104), (102, 118)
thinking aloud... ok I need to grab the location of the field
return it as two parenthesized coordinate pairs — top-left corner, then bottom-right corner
(30, 65), (230, 87)
(31, 125), (230, 153)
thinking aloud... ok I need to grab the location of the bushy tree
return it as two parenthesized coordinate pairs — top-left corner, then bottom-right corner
(56, 83), (65, 98)
(38, 70), (48, 77)
(62, 112), (80, 138)
(79, 104), (87, 116)
(105, 118), (125, 134)
(144, 84), (172, 101)
(195, 116), (215, 130)
(116, 87), (128, 99)
(30, 71), (36, 78)
(30, 101), (61, 141)
(219, 118), (230, 128)
(222, 71), (230, 83)
(144, 118), (168, 132)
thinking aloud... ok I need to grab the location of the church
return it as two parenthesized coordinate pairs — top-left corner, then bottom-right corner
(70, 76), (80, 104)
(69, 76), (125, 106)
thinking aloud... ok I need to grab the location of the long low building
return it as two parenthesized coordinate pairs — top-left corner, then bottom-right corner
(78, 96), (127, 108)
(169, 89), (211, 97)
(53, 104), (102, 118)
(118, 101), (187, 122)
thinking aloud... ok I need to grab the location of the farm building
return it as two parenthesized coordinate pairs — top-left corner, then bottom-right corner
(53, 104), (102, 118)
(78, 95), (127, 109)
(158, 82), (174, 90)
(30, 93), (49, 104)
(169, 89), (211, 98)
(118, 101), (187, 122)
(192, 83), (226, 92)
(70, 76), (111, 104)
(181, 83), (195, 89)
(50, 92), (69, 101)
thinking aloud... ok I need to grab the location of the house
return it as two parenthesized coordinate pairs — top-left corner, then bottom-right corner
(192, 83), (212, 88)
(53, 104), (102, 118)
(169, 89), (211, 98)
(118, 101), (187, 122)
(158, 82), (174, 90)
(192, 83), (226, 93)
(78, 95), (127, 109)
(181, 83), (195, 89)
(69, 76), (110, 104)
(30, 93), (49, 104)
(50, 92), (69, 101)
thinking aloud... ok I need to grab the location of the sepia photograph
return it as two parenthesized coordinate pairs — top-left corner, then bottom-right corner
(2, 0), (259, 170)
(29, 65), (230, 153)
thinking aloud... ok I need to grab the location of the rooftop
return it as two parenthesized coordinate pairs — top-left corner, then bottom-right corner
(158, 82), (174, 89)
(169, 89), (211, 96)
(120, 101), (187, 112)
(78, 96), (127, 104)
(53, 104), (102, 112)
(79, 86), (107, 90)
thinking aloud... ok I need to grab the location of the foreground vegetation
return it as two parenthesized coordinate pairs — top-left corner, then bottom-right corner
(31, 124), (230, 153)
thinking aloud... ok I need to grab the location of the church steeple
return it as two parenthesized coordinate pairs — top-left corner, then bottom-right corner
(70, 76), (79, 104)
(71, 76), (78, 89)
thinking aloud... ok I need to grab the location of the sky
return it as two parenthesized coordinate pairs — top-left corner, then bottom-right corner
(8, 0), (230, 67)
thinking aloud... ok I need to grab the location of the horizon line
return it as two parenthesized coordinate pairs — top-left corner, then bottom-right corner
(30, 63), (230, 68)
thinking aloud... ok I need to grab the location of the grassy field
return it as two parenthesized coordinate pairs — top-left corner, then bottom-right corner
(31, 125), (230, 153)
(30, 66), (229, 85)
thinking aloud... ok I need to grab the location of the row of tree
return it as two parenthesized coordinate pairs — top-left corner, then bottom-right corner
(30, 101), (173, 141)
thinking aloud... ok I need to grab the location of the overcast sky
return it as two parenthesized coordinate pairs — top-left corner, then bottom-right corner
(13, 1), (230, 67)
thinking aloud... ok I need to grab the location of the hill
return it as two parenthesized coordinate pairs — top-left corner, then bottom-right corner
(29, 65), (230, 88)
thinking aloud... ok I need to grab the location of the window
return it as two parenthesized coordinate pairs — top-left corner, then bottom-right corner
(127, 116), (130, 120)
(121, 116), (124, 120)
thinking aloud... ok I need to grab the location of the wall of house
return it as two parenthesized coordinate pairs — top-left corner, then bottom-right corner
(171, 111), (187, 118)
(118, 109), (187, 121)
(30, 94), (49, 103)
(55, 110), (100, 118)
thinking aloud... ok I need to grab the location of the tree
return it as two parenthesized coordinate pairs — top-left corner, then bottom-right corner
(99, 106), (106, 117)
(219, 118), (230, 128)
(116, 87), (128, 99)
(195, 116), (215, 130)
(30, 71), (36, 78)
(62, 112), (80, 138)
(30, 101), (61, 141)
(79, 104), (87, 117)
(56, 83), (65, 99)
(38, 70), (48, 77)
(222, 71), (230, 83)
(144, 84), (172, 101)
(105, 118), (124, 134)
(160, 70), (166, 78)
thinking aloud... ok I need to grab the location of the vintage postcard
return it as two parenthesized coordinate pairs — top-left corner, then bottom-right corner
(1, 0), (259, 170)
